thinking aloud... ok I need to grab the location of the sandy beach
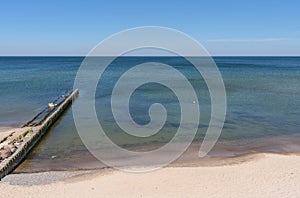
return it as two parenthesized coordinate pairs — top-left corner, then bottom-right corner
(0, 153), (299, 198)
(1, 0), (299, 197)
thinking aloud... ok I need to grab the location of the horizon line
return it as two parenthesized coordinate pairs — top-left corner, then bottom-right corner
(0, 55), (300, 57)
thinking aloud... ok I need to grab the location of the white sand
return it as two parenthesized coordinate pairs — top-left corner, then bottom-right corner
(0, 153), (299, 198)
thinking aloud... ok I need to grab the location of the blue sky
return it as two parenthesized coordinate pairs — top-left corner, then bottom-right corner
(0, 0), (299, 56)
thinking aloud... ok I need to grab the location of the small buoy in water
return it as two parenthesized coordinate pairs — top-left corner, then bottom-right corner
(192, 100), (196, 104)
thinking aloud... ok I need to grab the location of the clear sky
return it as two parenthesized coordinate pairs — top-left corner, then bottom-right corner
(0, 0), (299, 56)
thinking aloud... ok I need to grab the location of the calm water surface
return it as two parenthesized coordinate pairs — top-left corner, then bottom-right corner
(0, 56), (299, 172)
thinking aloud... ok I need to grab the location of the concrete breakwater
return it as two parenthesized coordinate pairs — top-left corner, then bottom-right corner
(0, 89), (79, 180)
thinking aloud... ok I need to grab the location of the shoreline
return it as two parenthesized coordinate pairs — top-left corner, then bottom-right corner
(3, 151), (300, 184)
(1, 125), (300, 174)
(13, 133), (300, 173)
(1, 153), (299, 197)
(0, 124), (300, 174)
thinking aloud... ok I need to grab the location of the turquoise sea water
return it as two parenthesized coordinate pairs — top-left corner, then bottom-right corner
(0, 57), (299, 172)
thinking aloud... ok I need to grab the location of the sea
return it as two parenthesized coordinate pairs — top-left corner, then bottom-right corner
(0, 56), (299, 172)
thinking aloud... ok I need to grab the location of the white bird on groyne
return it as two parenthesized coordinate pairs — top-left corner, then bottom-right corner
(48, 103), (57, 110)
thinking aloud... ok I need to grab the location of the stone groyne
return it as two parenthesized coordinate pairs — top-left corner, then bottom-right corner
(0, 89), (79, 180)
